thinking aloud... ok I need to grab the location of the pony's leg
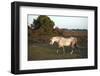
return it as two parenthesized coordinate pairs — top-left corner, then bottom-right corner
(57, 49), (59, 55)
(74, 45), (80, 55)
(76, 46), (80, 53)
(70, 50), (73, 54)
(70, 46), (74, 54)
(63, 47), (65, 54)
(76, 46), (81, 57)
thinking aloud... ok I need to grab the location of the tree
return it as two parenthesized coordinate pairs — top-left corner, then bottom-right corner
(32, 15), (55, 35)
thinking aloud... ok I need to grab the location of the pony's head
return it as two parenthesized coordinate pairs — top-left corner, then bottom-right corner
(49, 38), (53, 45)
(49, 36), (60, 45)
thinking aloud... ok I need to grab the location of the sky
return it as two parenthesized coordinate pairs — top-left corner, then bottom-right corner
(27, 14), (88, 29)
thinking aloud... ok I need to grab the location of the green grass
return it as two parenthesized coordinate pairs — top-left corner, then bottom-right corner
(28, 43), (87, 61)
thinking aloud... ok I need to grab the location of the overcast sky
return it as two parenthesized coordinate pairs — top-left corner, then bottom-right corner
(28, 15), (88, 29)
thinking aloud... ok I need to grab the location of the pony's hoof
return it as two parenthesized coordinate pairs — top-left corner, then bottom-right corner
(70, 52), (73, 55)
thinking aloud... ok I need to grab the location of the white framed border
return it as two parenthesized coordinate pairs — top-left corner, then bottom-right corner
(19, 6), (95, 70)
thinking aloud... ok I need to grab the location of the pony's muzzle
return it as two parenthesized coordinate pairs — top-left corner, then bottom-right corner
(50, 42), (53, 45)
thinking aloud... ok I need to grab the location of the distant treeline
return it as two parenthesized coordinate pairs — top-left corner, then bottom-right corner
(62, 29), (87, 31)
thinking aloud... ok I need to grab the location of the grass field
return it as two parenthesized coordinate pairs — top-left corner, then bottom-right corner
(28, 43), (87, 61)
(28, 30), (88, 61)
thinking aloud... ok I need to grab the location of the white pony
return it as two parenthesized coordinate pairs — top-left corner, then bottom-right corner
(50, 36), (78, 54)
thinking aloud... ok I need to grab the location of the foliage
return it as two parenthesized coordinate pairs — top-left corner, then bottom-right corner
(31, 15), (55, 35)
